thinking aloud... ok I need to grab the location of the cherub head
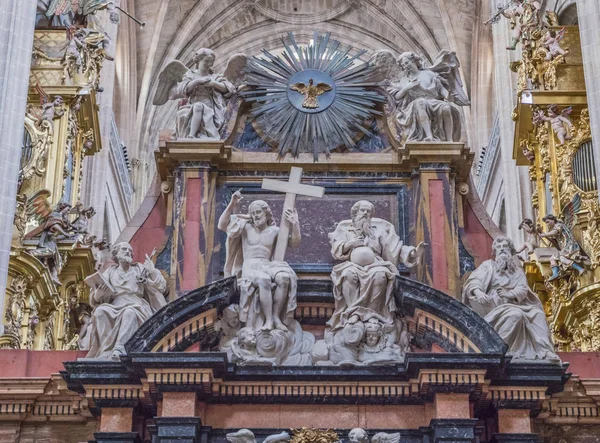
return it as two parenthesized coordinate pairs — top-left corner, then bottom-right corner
(348, 429), (368, 443)
(222, 304), (241, 330)
(364, 319), (384, 347)
(547, 104), (559, 117)
(518, 218), (534, 231)
(237, 327), (258, 350)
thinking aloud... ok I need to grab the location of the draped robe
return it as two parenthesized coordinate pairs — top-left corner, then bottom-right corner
(463, 259), (559, 362)
(327, 218), (417, 330)
(86, 263), (167, 359)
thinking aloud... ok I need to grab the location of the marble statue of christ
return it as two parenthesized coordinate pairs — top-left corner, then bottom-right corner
(218, 190), (300, 331)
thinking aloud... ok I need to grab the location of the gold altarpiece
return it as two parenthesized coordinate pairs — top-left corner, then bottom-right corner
(0, 30), (105, 351)
(511, 23), (600, 351)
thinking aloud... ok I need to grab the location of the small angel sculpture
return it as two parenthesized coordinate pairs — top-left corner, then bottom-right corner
(540, 105), (574, 145)
(539, 194), (587, 281)
(23, 191), (73, 285)
(543, 28), (569, 61)
(348, 429), (400, 443)
(29, 84), (65, 130)
(226, 429), (290, 443)
(70, 202), (96, 244)
(153, 49), (247, 140)
(516, 218), (541, 259)
(369, 50), (470, 143)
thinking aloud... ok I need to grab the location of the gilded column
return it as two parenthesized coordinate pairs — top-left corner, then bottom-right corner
(0, 0), (37, 334)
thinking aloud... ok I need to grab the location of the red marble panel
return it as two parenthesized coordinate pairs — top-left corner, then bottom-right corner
(162, 392), (196, 417)
(557, 352), (600, 378)
(429, 180), (449, 292)
(434, 393), (470, 419)
(498, 409), (531, 434)
(461, 200), (494, 266)
(0, 350), (87, 377)
(100, 408), (133, 432)
(129, 195), (168, 263)
(182, 178), (202, 291)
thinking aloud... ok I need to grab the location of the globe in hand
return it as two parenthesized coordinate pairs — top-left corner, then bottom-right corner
(350, 246), (376, 267)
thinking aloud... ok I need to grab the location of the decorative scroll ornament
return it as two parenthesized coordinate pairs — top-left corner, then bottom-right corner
(242, 32), (383, 158)
(19, 113), (53, 190)
(290, 428), (340, 443)
(4, 275), (31, 347)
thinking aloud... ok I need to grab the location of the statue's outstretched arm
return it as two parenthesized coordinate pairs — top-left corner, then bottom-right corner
(218, 190), (242, 232)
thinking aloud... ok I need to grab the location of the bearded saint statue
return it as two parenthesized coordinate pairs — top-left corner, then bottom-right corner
(327, 200), (426, 330)
(86, 242), (167, 359)
(462, 236), (560, 362)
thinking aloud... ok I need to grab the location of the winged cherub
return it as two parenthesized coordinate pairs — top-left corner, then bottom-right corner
(289, 77), (332, 109)
(369, 49), (470, 143)
(539, 194), (587, 281)
(153, 49), (247, 140)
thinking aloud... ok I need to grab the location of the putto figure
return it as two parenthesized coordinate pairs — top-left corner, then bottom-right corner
(543, 28), (568, 61)
(154, 49), (247, 140)
(370, 50), (470, 143)
(327, 200), (426, 330)
(539, 194), (586, 280)
(496, 0), (541, 50)
(218, 190), (300, 332)
(36, 0), (120, 28)
(462, 236), (560, 362)
(85, 242), (167, 359)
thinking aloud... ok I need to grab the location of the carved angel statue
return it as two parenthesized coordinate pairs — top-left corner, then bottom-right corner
(153, 49), (247, 140)
(289, 78), (332, 109)
(70, 202), (96, 243)
(226, 429), (290, 443)
(36, 0), (120, 29)
(515, 218), (541, 259)
(497, 0), (541, 50)
(545, 105), (574, 145)
(29, 84), (65, 130)
(369, 50), (470, 143)
(23, 191), (73, 285)
(540, 194), (587, 281)
(371, 433), (401, 443)
(543, 28), (569, 61)
(348, 429), (400, 443)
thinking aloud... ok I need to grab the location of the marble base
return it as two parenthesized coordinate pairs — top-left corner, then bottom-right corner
(92, 432), (142, 443)
(429, 419), (480, 443)
(155, 417), (202, 443)
(491, 434), (540, 443)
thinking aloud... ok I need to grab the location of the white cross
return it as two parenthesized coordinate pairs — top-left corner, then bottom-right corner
(262, 167), (325, 261)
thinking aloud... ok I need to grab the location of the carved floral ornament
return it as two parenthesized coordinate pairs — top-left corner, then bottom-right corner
(20, 113), (53, 188)
(290, 428), (340, 443)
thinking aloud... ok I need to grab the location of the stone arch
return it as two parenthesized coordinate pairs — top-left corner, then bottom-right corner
(125, 276), (507, 356)
(135, 0), (447, 161)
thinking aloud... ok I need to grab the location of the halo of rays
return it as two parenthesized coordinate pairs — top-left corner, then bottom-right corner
(241, 32), (384, 159)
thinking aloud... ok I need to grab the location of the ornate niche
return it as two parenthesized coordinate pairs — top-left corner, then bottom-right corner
(1, 28), (104, 350)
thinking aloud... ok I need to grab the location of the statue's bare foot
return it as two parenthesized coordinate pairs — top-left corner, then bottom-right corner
(274, 319), (288, 331)
(261, 322), (274, 331)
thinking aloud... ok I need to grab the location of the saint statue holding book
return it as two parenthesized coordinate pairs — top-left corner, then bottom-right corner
(85, 242), (167, 359)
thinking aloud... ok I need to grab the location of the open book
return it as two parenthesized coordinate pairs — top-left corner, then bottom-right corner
(84, 272), (116, 297)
